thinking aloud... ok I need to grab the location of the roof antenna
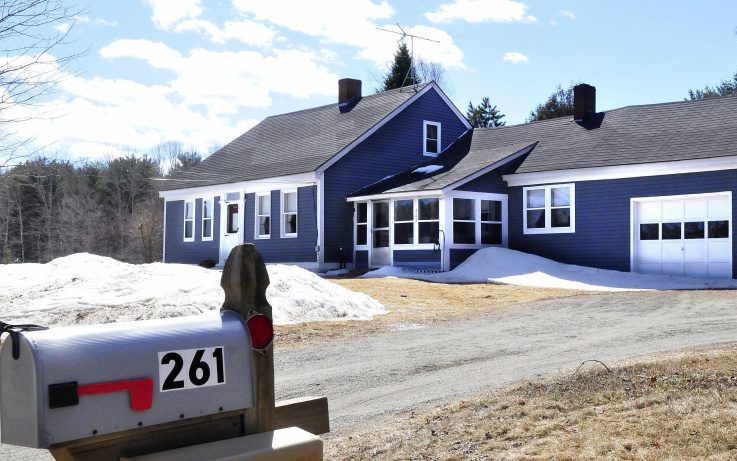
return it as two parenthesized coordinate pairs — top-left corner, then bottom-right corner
(376, 23), (439, 92)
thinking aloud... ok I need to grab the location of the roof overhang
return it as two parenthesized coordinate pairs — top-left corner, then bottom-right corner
(158, 171), (317, 201)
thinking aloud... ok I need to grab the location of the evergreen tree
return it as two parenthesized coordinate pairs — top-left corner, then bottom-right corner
(381, 42), (419, 91)
(527, 84), (576, 122)
(687, 72), (737, 100)
(466, 97), (506, 128)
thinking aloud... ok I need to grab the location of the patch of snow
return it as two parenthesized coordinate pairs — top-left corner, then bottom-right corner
(0, 253), (387, 327)
(325, 268), (351, 276)
(413, 164), (444, 174)
(362, 247), (737, 291)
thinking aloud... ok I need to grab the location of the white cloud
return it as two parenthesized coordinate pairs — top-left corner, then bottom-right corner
(76, 15), (118, 27)
(145, 0), (202, 29)
(502, 51), (529, 64)
(233, 0), (465, 68)
(174, 19), (277, 46)
(425, 0), (536, 24)
(101, 39), (183, 70)
(560, 10), (576, 20)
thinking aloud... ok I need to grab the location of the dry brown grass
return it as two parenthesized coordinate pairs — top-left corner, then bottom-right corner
(275, 278), (586, 350)
(326, 345), (737, 460)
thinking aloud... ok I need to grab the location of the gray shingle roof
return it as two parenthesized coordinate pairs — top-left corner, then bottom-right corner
(477, 94), (737, 174)
(349, 130), (535, 196)
(158, 84), (430, 191)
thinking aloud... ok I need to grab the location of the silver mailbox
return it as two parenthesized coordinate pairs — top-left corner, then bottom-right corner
(0, 311), (255, 448)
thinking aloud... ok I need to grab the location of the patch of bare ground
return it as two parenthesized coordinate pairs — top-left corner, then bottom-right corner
(326, 344), (737, 460)
(275, 278), (588, 350)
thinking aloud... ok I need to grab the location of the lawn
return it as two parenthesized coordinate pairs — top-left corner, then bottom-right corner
(326, 344), (737, 460)
(276, 277), (587, 349)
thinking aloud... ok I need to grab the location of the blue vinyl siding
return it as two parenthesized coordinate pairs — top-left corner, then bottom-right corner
(509, 169), (737, 277)
(164, 197), (220, 264)
(324, 88), (468, 263)
(456, 155), (526, 193)
(244, 186), (318, 263)
(449, 249), (477, 269)
(355, 250), (369, 269)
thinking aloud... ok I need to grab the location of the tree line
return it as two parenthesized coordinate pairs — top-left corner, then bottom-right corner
(0, 144), (201, 264)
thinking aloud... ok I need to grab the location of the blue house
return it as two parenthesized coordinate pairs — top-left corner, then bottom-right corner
(160, 81), (737, 279)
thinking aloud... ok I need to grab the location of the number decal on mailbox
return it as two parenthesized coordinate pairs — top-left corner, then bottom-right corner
(158, 346), (226, 392)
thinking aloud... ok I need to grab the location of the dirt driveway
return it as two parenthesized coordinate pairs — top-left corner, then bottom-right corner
(274, 289), (737, 433)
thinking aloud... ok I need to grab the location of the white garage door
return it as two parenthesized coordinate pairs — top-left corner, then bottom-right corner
(633, 193), (732, 279)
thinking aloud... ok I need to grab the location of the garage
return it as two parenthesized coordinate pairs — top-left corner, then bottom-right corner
(632, 192), (732, 279)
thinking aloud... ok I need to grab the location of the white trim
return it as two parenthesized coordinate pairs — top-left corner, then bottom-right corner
(183, 200), (195, 242)
(162, 200), (167, 262)
(522, 184), (576, 234)
(316, 83), (470, 175)
(443, 143), (536, 192)
(347, 190), (441, 202)
(504, 155), (737, 187)
(158, 172), (316, 201)
(423, 120), (441, 157)
(354, 201), (369, 251)
(201, 197), (214, 241)
(255, 192), (271, 239)
(281, 189), (298, 238)
(629, 191), (733, 277)
(317, 172), (324, 266)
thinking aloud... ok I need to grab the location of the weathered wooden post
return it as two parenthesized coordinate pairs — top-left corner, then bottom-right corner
(220, 244), (275, 434)
(1, 244), (328, 461)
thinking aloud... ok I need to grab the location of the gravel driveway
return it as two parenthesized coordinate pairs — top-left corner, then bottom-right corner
(5, 289), (737, 459)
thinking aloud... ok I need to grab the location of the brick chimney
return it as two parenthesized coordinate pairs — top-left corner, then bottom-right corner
(338, 78), (362, 105)
(573, 83), (596, 121)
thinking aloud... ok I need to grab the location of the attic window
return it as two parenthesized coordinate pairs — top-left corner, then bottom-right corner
(423, 121), (441, 156)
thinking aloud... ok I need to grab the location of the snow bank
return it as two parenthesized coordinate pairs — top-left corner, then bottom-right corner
(0, 254), (386, 327)
(362, 247), (737, 291)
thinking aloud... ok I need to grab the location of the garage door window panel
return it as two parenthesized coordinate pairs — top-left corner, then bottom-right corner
(708, 220), (729, 239)
(685, 222), (704, 239)
(640, 223), (659, 240)
(662, 222), (682, 239)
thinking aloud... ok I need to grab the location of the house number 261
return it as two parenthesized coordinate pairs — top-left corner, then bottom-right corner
(158, 346), (226, 391)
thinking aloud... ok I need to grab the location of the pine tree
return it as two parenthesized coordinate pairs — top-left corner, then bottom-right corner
(687, 72), (737, 100)
(381, 42), (419, 91)
(466, 97), (506, 128)
(527, 84), (576, 122)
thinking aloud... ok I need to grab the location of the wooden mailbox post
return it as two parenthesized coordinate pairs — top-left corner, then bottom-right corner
(47, 244), (329, 461)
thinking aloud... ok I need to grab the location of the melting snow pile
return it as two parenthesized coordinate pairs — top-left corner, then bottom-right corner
(413, 165), (444, 174)
(0, 253), (386, 327)
(363, 247), (737, 291)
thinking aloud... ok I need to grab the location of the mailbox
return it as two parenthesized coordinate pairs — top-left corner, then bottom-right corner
(0, 310), (256, 449)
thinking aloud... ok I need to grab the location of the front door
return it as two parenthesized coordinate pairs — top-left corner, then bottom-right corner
(220, 194), (242, 263)
(371, 201), (390, 267)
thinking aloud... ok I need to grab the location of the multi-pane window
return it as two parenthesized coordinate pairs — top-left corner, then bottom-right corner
(373, 201), (389, 248)
(282, 191), (297, 237)
(393, 199), (414, 244)
(256, 193), (271, 238)
(453, 198), (475, 244)
(202, 198), (213, 240)
(423, 121), (441, 156)
(523, 184), (575, 233)
(481, 200), (502, 244)
(183, 200), (194, 241)
(356, 202), (368, 246)
(418, 198), (439, 244)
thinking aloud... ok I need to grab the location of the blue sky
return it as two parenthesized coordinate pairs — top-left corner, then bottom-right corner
(12, 0), (737, 159)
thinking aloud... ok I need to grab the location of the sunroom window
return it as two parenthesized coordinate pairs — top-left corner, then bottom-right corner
(183, 200), (194, 242)
(256, 193), (271, 238)
(356, 202), (368, 246)
(393, 199), (414, 244)
(481, 200), (502, 244)
(282, 190), (297, 237)
(453, 198), (475, 244)
(523, 184), (575, 234)
(418, 198), (439, 244)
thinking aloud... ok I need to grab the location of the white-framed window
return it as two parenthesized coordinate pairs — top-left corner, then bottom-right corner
(423, 121), (441, 156)
(393, 199), (414, 245)
(202, 198), (214, 241)
(183, 200), (195, 242)
(523, 183), (575, 234)
(281, 190), (298, 238)
(256, 192), (271, 239)
(480, 200), (502, 244)
(452, 198), (475, 244)
(418, 198), (440, 244)
(355, 202), (368, 248)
